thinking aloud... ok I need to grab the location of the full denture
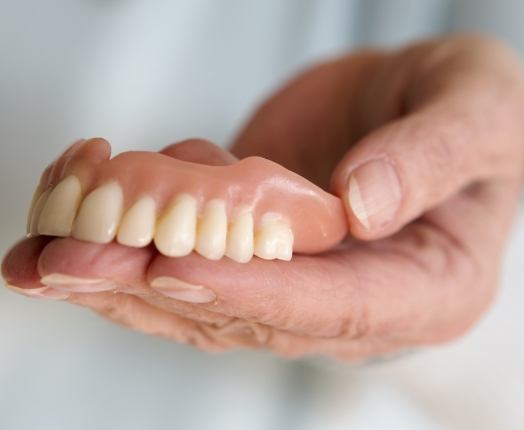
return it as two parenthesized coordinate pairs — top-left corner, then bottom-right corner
(26, 140), (349, 263)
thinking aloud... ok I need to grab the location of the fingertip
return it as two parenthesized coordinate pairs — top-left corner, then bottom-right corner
(78, 137), (112, 162)
(37, 239), (152, 289)
(1, 237), (50, 288)
(4, 284), (71, 300)
(331, 149), (404, 240)
(344, 158), (403, 239)
(159, 139), (238, 165)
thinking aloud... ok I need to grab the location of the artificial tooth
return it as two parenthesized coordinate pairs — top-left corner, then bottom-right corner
(195, 199), (228, 260)
(37, 175), (82, 237)
(72, 181), (124, 243)
(254, 214), (294, 261)
(117, 196), (156, 247)
(28, 188), (51, 237)
(154, 194), (197, 257)
(26, 184), (43, 235)
(225, 208), (254, 263)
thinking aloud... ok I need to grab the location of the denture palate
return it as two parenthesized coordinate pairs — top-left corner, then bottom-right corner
(26, 151), (349, 262)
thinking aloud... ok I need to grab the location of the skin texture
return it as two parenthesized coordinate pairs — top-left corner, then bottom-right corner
(3, 35), (524, 362)
(27, 138), (347, 253)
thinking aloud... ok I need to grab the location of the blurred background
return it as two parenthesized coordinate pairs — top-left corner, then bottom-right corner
(1, 1), (523, 429)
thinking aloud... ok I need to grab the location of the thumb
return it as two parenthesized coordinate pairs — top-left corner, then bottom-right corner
(330, 98), (520, 240)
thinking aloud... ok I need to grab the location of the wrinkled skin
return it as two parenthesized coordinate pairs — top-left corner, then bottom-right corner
(3, 36), (524, 362)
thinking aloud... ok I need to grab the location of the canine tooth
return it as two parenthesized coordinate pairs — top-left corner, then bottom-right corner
(254, 214), (294, 261)
(117, 196), (156, 247)
(37, 176), (82, 237)
(225, 208), (254, 263)
(26, 184), (43, 235)
(72, 181), (124, 243)
(154, 194), (197, 257)
(28, 189), (51, 237)
(195, 199), (227, 260)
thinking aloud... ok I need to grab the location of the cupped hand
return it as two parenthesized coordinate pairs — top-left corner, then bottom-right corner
(3, 36), (524, 361)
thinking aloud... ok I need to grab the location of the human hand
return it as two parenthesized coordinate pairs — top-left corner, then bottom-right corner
(3, 36), (524, 361)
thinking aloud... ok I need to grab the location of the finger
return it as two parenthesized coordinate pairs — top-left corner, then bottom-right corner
(22, 238), (232, 327)
(159, 139), (238, 165)
(1, 237), (70, 299)
(2, 236), (51, 287)
(330, 42), (524, 239)
(48, 137), (111, 187)
(38, 238), (152, 293)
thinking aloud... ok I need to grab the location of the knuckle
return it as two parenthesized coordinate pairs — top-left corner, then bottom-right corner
(336, 299), (370, 341)
(252, 297), (292, 328)
(320, 271), (370, 340)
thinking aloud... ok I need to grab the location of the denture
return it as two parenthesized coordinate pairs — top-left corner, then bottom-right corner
(26, 139), (348, 262)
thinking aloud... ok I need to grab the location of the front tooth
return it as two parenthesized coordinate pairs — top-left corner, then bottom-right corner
(28, 189), (51, 237)
(117, 196), (156, 247)
(195, 199), (227, 260)
(72, 181), (124, 243)
(226, 208), (254, 263)
(154, 194), (197, 257)
(26, 184), (44, 235)
(254, 214), (294, 261)
(37, 175), (82, 237)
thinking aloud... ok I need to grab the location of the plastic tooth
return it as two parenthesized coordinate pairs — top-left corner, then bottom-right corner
(26, 184), (44, 235)
(28, 189), (51, 237)
(37, 175), (83, 237)
(225, 208), (254, 263)
(72, 181), (124, 243)
(154, 194), (197, 257)
(254, 214), (294, 261)
(117, 196), (156, 247)
(195, 199), (228, 260)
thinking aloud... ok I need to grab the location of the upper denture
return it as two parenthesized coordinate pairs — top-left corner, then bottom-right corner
(27, 147), (349, 262)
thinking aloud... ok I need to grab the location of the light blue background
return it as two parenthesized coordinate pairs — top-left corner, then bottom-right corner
(1, 1), (523, 429)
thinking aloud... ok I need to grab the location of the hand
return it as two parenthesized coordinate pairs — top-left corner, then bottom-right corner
(3, 36), (524, 361)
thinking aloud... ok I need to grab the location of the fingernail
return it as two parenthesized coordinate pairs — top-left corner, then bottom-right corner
(40, 273), (115, 292)
(5, 284), (70, 300)
(150, 276), (216, 304)
(347, 159), (401, 230)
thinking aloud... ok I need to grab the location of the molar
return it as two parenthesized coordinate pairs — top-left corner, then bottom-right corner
(254, 213), (294, 261)
(72, 181), (124, 243)
(195, 199), (228, 260)
(37, 175), (83, 237)
(117, 196), (156, 247)
(225, 207), (254, 263)
(154, 193), (197, 257)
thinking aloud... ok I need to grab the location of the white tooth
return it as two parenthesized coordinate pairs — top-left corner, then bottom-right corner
(154, 194), (197, 257)
(195, 199), (227, 260)
(37, 175), (83, 237)
(28, 189), (51, 237)
(225, 207), (254, 263)
(254, 214), (294, 261)
(72, 181), (124, 243)
(117, 196), (156, 247)
(26, 184), (44, 235)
